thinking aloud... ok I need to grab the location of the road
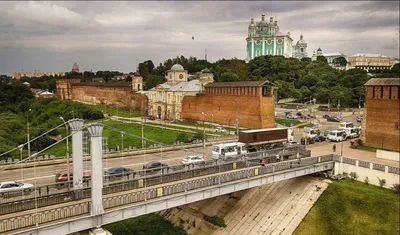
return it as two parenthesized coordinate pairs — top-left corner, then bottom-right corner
(0, 146), (215, 186)
(0, 112), (367, 187)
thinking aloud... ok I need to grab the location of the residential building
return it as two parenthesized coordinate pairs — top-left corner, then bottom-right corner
(245, 12), (307, 61)
(145, 64), (214, 120)
(181, 80), (275, 129)
(348, 53), (398, 71)
(361, 78), (400, 151)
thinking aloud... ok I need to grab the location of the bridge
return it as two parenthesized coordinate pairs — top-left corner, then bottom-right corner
(0, 119), (398, 235)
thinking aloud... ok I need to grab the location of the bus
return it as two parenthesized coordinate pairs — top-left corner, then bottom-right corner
(212, 142), (248, 160)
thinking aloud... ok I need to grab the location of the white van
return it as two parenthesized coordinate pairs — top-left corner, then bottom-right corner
(327, 130), (347, 142)
(212, 142), (248, 159)
(302, 128), (320, 139)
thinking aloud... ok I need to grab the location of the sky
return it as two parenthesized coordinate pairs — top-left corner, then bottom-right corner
(0, 1), (399, 75)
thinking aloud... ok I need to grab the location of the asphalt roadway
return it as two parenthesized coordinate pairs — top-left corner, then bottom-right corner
(0, 111), (363, 187)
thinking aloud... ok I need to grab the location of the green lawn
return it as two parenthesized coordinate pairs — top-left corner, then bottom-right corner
(294, 179), (400, 235)
(357, 144), (380, 152)
(42, 120), (199, 156)
(275, 118), (303, 127)
(104, 213), (187, 235)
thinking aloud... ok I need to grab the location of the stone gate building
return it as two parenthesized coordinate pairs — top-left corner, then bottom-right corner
(181, 81), (275, 129)
(362, 78), (400, 151)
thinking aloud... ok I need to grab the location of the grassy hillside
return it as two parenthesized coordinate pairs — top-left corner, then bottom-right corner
(294, 179), (400, 235)
(104, 213), (187, 235)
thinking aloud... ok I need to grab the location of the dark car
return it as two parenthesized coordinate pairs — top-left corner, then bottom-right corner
(143, 162), (168, 171)
(313, 135), (327, 142)
(104, 167), (134, 178)
(327, 116), (341, 122)
(323, 114), (331, 119)
(300, 137), (315, 145)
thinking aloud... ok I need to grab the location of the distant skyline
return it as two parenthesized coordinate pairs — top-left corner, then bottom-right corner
(0, 1), (399, 75)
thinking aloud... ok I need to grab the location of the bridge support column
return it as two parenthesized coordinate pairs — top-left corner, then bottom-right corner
(87, 123), (105, 216)
(69, 119), (84, 199)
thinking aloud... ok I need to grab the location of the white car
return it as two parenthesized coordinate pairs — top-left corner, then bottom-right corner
(182, 156), (205, 165)
(0, 181), (34, 194)
(215, 126), (226, 133)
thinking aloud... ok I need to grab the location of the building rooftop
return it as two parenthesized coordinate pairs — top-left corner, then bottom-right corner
(323, 53), (346, 57)
(169, 79), (202, 92)
(205, 80), (272, 88)
(351, 53), (388, 58)
(72, 83), (131, 87)
(170, 64), (185, 71)
(365, 78), (400, 86)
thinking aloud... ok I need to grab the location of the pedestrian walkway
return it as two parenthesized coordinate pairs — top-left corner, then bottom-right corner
(310, 140), (399, 167)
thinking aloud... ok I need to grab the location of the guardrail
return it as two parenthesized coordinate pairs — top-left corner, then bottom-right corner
(0, 146), (308, 215)
(0, 155), (335, 233)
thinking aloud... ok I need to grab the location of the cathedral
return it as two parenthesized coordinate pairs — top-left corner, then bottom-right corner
(245, 12), (307, 61)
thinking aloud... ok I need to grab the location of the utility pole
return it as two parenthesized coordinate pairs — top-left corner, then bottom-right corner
(141, 117), (144, 149)
(60, 117), (71, 191)
(202, 112), (206, 157)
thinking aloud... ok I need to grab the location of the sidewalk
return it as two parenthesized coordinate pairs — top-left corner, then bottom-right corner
(310, 140), (399, 167)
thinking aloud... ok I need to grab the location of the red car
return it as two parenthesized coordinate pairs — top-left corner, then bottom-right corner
(55, 171), (91, 183)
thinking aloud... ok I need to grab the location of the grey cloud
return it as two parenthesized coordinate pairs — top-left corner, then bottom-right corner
(0, 1), (399, 75)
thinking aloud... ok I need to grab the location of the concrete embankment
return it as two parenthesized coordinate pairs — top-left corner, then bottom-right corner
(160, 176), (331, 235)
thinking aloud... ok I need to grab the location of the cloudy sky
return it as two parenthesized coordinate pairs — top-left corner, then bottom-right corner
(0, 1), (399, 75)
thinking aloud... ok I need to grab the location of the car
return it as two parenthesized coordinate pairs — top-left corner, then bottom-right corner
(55, 171), (91, 183)
(104, 167), (135, 177)
(356, 116), (363, 122)
(215, 126), (226, 133)
(300, 137), (315, 145)
(286, 113), (298, 119)
(323, 114), (331, 119)
(0, 181), (34, 194)
(143, 162), (168, 171)
(327, 116), (341, 122)
(181, 155), (204, 165)
(313, 135), (327, 142)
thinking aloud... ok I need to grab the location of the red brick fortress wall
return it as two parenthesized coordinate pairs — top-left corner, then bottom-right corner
(363, 85), (400, 151)
(181, 86), (275, 129)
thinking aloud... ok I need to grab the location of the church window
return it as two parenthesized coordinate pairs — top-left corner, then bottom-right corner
(301, 48), (304, 52)
(256, 50), (260, 56)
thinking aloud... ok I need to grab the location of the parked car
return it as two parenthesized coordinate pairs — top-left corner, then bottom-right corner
(181, 156), (204, 165)
(143, 162), (168, 171)
(356, 116), (363, 122)
(55, 171), (91, 183)
(312, 135), (327, 142)
(323, 114), (331, 119)
(300, 137), (315, 145)
(327, 116), (341, 122)
(0, 181), (34, 194)
(215, 126), (226, 133)
(104, 167), (134, 178)
(286, 113), (298, 119)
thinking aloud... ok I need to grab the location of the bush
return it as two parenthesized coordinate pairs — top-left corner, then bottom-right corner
(364, 177), (369, 185)
(378, 177), (386, 187)
(192, 132), (204, 141)
(175, 133), (189, 143)
(204, 216), (227, 228)
(349, 172), (358, 180)
(392, 184), (400, 194)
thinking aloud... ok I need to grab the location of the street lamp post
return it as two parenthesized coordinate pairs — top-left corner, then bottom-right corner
(18, 144), (24, 196)
(60, 117), (71, 190)
(202, 112), (206, 157)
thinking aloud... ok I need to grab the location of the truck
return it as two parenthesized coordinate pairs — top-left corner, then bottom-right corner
(238, 127), (292, 151)
(212, 127), (294, 160)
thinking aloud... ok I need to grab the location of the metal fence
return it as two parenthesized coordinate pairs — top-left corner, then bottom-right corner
(0, 156), (335, 233)
(0, 146), (307, 215)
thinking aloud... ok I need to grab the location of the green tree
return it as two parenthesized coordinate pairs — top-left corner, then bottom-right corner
(333, 56), (348, 67)
(317, 55), (328, 63)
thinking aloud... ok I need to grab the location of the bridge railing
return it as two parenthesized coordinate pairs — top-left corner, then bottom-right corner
(0, 146), (308, 215)
(0, 156), (335, 233)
